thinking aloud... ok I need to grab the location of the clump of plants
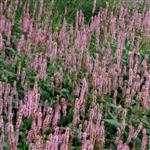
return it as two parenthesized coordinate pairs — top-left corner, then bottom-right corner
(0, 0), (150, 149)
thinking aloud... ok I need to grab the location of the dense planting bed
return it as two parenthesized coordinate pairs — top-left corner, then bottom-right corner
(0, 0), (150, 149)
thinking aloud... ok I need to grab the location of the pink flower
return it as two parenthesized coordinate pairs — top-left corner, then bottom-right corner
(52, 104), (61, 128)
(79, 78), (88, 106)
(0, 32), (3, 50)
(142, 128), (147, 150)
(38, 0), (43, 21)
(37, 110), (42, 132)
(43, 107), (53, 132)
(110, 13), (116, 39)
(92, 0), (96, 13)
(127, 123), (135, 143)
(61, 98), (67, 117)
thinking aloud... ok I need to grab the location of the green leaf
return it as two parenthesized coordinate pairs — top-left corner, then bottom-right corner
(103, 119), (121, 127)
